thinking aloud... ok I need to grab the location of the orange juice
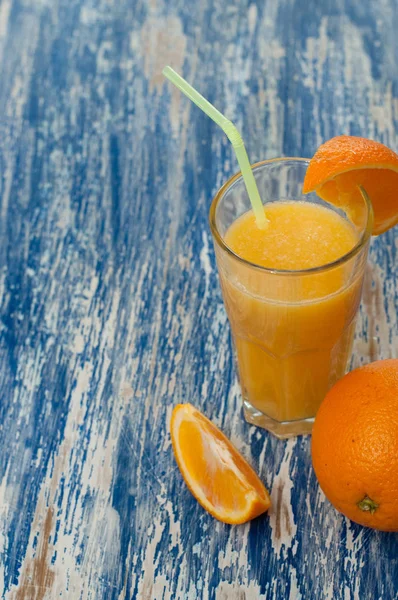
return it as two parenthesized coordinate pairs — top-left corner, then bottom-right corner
(218, 201), (363, 427)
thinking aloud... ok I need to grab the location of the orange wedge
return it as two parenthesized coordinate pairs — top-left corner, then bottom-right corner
(303, 135), (398, 234)
(170, 403), (271, 524)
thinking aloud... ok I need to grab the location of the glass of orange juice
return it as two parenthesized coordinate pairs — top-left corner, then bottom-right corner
(209, 158), (373, 438)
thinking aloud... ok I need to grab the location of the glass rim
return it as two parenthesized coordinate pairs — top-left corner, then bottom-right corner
(208, 157), (374, 276)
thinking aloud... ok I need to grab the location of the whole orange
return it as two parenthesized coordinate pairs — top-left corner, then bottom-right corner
(312, 359), (398, 531)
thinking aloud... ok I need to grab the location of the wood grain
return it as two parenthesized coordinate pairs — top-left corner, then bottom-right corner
(0, 0), (397, 598)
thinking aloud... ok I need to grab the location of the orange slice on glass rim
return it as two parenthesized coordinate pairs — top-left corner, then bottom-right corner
(302, 135), (398, 235)
(170, 403), (271, 524)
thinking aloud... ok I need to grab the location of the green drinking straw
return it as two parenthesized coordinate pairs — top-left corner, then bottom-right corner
(162, 66), (268, 229)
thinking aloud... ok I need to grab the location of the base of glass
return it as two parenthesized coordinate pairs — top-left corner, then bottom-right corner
(243, 400), (314, 439)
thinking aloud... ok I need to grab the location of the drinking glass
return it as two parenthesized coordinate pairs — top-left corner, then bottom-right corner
(209, 158), (373, 438)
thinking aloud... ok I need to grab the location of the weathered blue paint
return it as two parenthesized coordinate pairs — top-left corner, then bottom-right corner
(0, 0), (397, 598)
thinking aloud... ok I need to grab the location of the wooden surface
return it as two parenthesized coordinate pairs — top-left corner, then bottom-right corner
(0, 0), (397, 598)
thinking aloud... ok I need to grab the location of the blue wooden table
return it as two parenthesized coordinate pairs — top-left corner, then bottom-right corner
(0, 0), (397, 598)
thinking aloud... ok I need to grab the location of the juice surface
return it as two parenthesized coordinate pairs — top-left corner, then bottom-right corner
(218, 201), (364, 423)
(225, 201), (358, 271)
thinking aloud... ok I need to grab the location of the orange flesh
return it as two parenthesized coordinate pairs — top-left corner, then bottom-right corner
(178, 414), (266, 513)
(171, 404), (270, 524)
(317, 168), (398, 234)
